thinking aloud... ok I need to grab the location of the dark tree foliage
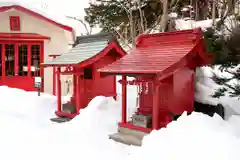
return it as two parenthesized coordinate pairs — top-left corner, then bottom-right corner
(204, 25), (240, 99)
(84, 0), (190, 37)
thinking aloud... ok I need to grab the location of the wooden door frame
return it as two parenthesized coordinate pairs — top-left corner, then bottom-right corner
(0, 40), (44, 92)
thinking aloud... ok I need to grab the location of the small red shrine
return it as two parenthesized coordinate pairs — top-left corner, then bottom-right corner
(42, 33), (126, 118)
(99, 28), (213, 142)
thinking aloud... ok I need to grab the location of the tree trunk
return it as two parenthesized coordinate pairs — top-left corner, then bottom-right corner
(160, 0), (168, 32)
(137, 0), (145, 33)
(212, 0), (217, 28)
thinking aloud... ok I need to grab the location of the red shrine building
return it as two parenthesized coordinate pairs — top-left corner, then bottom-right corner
(99, 28), (213, 146)
(0, 4), (75, 94)
(42, 33), (126, 119)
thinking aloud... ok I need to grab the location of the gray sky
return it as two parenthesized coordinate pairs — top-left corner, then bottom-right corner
(0, 0), (100, 35)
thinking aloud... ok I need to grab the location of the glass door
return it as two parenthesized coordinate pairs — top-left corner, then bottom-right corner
(0, 42), (43, 91)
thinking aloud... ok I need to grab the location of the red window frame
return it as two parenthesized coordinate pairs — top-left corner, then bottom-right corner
(10, 16), (20, 31)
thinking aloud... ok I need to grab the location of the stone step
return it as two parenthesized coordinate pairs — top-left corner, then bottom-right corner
(50, 117), (72, 123)
(109, 132), (143, 146)
(118, 126), (149, 139)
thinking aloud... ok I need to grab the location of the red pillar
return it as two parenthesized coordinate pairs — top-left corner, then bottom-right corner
(14, 44), (19, 75)
(27, 44), (31, 77)
(152, 83), (159, 130)
(113, 76), (117, 100)
(56, 67), (62, 113)
(122, 76), (127, 124)
(73, 75), (77, 99)
(2, 44), (5, 78)
(76, 74), (81, 114)
(52, 56), (57, 96)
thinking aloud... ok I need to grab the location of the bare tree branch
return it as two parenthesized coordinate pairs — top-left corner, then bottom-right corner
(66, 16), (92, 35)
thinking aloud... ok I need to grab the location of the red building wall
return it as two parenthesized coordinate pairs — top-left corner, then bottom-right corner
(92, 51), (118, 98)
(171, 67), (195, 114)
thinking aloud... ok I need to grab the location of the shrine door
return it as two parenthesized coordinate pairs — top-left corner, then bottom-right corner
(0, 42), (44, 91)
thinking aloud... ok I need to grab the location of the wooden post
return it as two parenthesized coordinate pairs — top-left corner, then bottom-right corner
(122, 76), (127, 124)
(56, 67), (62, 113)
(27, 44), (31, 77)
(73, 74), (77, 100)
(52, 56), (57, 96)
(76, 74), (81, 114)
(152, 83), (159, 130)
(2, 44), (5, 78)
(14, 44), (19, 75)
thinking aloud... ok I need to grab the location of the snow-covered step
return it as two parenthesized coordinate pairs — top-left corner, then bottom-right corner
(118, 126), (148, 138)
(109, 126), (149, 146)
(50, 117), (72, 123)
(109, 132), (142, 146)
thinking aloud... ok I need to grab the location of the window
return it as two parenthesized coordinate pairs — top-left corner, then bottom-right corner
(83, 68), (92, 79)
(31, 45), (40, 76)
(10, 16), (20, 31)
(5, 44), (15, 76)
(18, 44), (28, 76)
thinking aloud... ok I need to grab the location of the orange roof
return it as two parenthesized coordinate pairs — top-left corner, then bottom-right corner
(99, 28), (209, 75)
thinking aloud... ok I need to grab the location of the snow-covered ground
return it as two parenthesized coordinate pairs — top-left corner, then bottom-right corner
(0, 67), (240, 160)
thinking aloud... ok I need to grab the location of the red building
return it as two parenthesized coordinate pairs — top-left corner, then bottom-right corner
(42, 33), (126, 119)
(0, 5), (74, 93)
(99, 28), (213, 145)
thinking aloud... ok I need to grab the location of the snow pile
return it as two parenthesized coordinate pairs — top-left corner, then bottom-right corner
(129, 112), (240, 160)
(195, 66), (240, 118)
(175, 19), (218, 31)
(0, 86), (56, 125)
(0, 85), (133, 160)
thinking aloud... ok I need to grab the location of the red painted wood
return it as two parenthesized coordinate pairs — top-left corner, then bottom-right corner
(40, 42), (44, 92)
(14, 43), (19, 75)
(118, 122), (152, 133)
(43, 41), (126, 118)
(0, 33), (50, 40)
(0, 5), (73, 32)
(27, 43), (31, 77)
(76, 75), (81, 113)
(9, 16), (20, 31)
(0, 41), (44, 92)
(1, 44), (5, 79)
(152, 83), (159, 130)
(56, 67), (61, 113)
(99, 28), (212, 75)
(50, 56), (57, 95)
(55, 111), (78, 118)
(122, 76), (127, 124)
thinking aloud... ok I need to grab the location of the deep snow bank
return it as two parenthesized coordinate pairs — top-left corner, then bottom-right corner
(0, 86), (56, 124)
(195, 67), (240, 118)
(129, 112), (240, 160)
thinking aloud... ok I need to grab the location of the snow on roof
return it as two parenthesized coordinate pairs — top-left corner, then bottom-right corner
(0, 2), (74, 32)
(175, 19), (220, 31)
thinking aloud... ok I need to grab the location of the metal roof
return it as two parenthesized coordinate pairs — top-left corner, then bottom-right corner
(43, 32), (117, 65)
(98, 28), (206, 74)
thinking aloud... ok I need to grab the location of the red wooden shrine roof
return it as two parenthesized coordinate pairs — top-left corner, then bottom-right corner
(0, 5), (73, 32)
(98, 28), (211, 76)
(0, 33), (50, 40)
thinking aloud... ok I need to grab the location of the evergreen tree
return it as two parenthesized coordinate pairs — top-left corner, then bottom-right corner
(84, 0), (190, 41)
(207, 24), (240, 98)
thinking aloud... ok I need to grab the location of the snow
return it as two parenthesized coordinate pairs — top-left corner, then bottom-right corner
(175, 19), (219, 31)
(1, 70), (240, 160)
(0, 1), (100, 36)
(129, 112), (240, 160)
(195, 66), (240, 119)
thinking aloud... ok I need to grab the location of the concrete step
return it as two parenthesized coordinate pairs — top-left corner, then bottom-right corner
(118, 126), (149, 139)
(109, 132), (143, 146)
(50, 117), (72, 123)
